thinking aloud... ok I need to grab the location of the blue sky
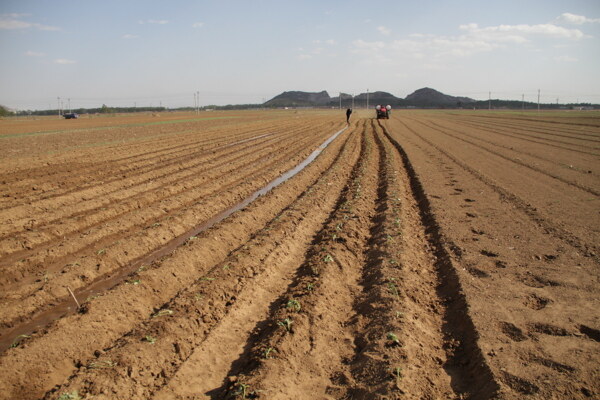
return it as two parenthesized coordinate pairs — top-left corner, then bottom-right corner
(1, 0), (599, 110)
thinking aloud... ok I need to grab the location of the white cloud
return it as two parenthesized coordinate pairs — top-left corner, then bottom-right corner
(0, 14), (59, 30)
(557, 13), (600, 25)
(1, 13), (30, 18)
(25, 50), (44, 57)
(192, 22), (204, 28)
(555, 55), (578, 62)
(54, 59), (76, 64)
(139, 19), (169, 25)
(377, 26), (391, 36)
(297, 54), (312, 60)
(122, 34), (139, 39)
(314, 39), (337, 46)
(460, 22), (585, 41)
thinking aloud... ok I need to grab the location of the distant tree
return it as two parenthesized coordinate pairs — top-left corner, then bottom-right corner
(100, 104), (112, 114)
(0, 105), (13, 117)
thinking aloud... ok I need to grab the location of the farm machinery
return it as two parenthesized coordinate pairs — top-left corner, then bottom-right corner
(375, 105), (391, 119)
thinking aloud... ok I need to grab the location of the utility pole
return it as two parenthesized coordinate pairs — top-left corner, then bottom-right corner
(193, 93), (197, 113)
(522, 94), (524, 110)
(537, 89), (540, 113)
(339, 92), (341, 109)
(57, 97), (61, 117)
(351, 94), (354, 109)
(196, 91), (200, 114)
(366, 89), (369, 110)
(68, 98), (71, 114)
(488, 91), (491, 110)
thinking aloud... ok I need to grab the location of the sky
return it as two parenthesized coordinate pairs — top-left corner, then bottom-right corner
(1, 0), (599, 110)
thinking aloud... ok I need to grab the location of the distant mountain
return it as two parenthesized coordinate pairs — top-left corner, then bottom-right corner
(354, 91), (405, 107)
(264, 90), (331, 107)
(264, 88), (474, 108)
(405, 87), (474, 107)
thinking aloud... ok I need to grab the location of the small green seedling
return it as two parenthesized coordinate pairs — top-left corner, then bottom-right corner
(88, 359), (115, 369)
(152, 309), (173, 318)
(387, 282), (400, 298)
(233, 382), (250, 398)
(306, 283), (314, 291)
(57, 391), (81, 400)
(286, 299), (301, 312)
(96, 249), (106, 255)
(263, 347), (277, 359)
(323, 254), (334, 263)
(387, 332), (401, 346)
(126, 279), (141, 285)
(278, 318), (293, 332)
(200, 277), (215, 282)
(143, 335), (157, 344)
(10, 334), (30, 348)
(222, 264), (230, 270)
(86, 294), (100, 302)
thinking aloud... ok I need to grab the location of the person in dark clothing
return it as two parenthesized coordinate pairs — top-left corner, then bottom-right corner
(346, 108), (352, 124)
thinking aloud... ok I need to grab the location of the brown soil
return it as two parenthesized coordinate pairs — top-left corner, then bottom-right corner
(0, 110), (598, 400)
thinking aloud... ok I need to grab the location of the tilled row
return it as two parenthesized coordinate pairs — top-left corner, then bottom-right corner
(0, 115), (275, 196)
(211, 119), (498, 399)
(0, 122), (357, 399)
(394, 116), (600, 257)
(0, 123), (336, 330)
(381, 115), (600, 399)
(406, 116), (599, 196)
(451, 114), (600, 142)
(42, 121), (364, 400)
(453, 114), (600, 142)
(0, 121), (328, 236)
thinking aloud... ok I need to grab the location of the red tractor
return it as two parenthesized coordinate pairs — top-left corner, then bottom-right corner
(376, 105), (391, 119)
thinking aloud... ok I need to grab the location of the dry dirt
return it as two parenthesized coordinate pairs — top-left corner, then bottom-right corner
(0, 109), (598, 399)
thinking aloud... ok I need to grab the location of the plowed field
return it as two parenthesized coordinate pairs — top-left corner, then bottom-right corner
(0, 110), (598, 399)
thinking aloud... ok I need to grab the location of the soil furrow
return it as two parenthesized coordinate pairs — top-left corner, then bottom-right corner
(423, 116), (600, 174)
(409, 117), (600, 196)
(0, 128), (317, 264)
(460, 121), (598, 156)
(0, 128), (341, 332)
(0, 119), (284, 196)
(395, 118), (600, 259)
(456, 115), (600, 141)
(0, 123), (351, 399)
(450, 117), (600, 155)
(0, 126), (315, 237)
(205, 122), (379, 399)
(0, 118), (314, 208)
(379, 120), (501, 398)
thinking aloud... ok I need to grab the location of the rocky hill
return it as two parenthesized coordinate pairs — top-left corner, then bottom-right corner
(265, 90), (331, 107)
(405, 87), (474, 107)
(264, 88), (474, 108)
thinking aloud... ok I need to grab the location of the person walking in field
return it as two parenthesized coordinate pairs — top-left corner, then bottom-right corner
(346, 108), (352, 124)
